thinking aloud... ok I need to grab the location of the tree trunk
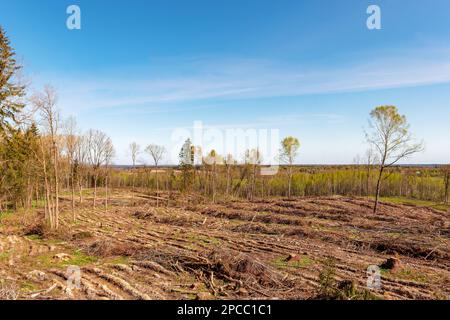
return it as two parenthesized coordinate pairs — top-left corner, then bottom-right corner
(40, 140), (53, 228)
(131, 162), (136, 205)
(34, 184), (39, 209)
(226, 165), (231, 196)
(93, 174), (97, 208)
(444, 170), (449, 204)
(250, 165), (256, 201)
(105, 174), (108, 212)
(78, 172), (83, 204)
(212, 162), (216, 203)
(288, 166), (292, 198)
(53, 142), (59, 230)
(155, 164), (159, 207)
(71, 168), (75, 221)
(374, 166), (385, 213)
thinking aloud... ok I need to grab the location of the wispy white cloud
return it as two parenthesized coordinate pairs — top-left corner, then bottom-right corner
(129, 113), (346, 133)
(31, 46), (450, 115)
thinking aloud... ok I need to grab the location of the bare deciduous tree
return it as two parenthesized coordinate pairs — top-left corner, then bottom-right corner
(32, 85), (61, 229)
(75, 134), (88, 204)
(145, 144), (165, 205)
(129, 142), (140, 168)
(364, 148), (379, 197)
(129, 142), (140, 196)
(104, 140), (115, 212)
(366, 106), (423, 213)
(63, 116), (78, 219)
(87, 129), (114, 208)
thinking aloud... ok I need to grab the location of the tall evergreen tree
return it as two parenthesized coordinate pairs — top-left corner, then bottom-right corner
(179, 139), (194, 190)
(0, 26), (25, 133)
(0, 125), (39, 209)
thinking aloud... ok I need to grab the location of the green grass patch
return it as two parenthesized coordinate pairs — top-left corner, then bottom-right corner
(26, 234), (42, 241)
(105, 256), (130, 265)
(379, 197), (450, 212)
(0, 210), (14, 221)
(20, 281), (40, 292)
(186, 233), (222, 247)
(380, 267), (429, 283)
(396, 268), (429, 283)
(273, 255), (313, 269)
(31, 199), (46, 208)
(67, 250), (98, 266)
(0, 252), (10, 263)
(35, 250), (97, 269)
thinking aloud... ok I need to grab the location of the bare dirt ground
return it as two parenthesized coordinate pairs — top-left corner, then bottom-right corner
(1, 190), (449, 300)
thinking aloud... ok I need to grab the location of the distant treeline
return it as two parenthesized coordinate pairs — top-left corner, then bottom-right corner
(107, 165), (450, 203)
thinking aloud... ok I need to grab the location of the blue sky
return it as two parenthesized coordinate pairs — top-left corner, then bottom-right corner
(2, 0), (450, 164)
